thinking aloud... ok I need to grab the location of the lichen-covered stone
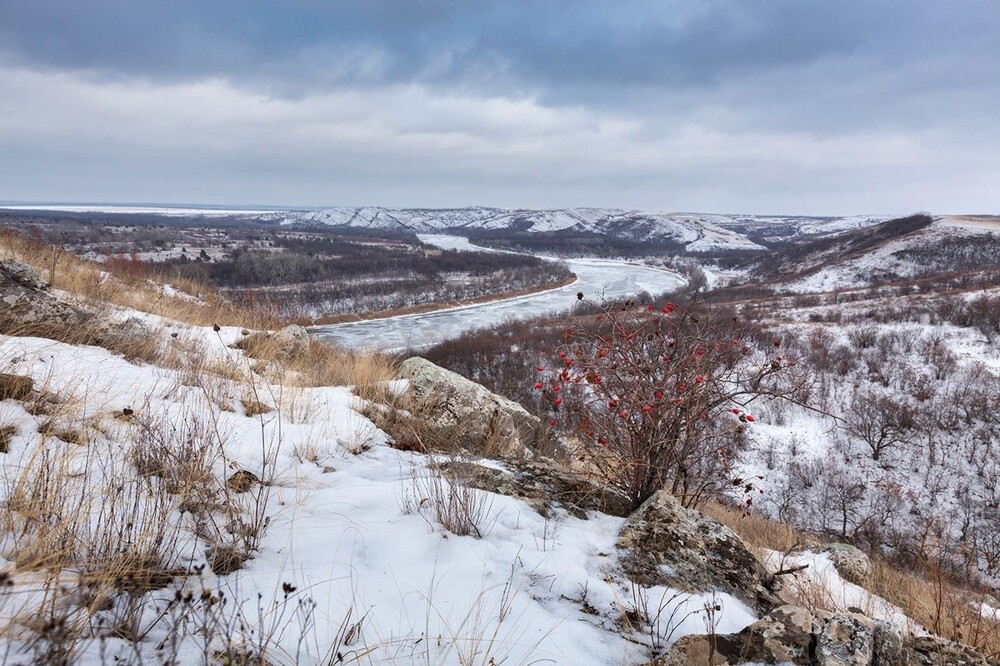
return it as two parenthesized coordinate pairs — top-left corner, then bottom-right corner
(616, 489), (781, 613)
(394, 356), (545, 458)
(441, 457), (634, 518)
(653, 604), (991, 666)
(272, 324), (310, 359)
(823, 543), (873, 587)
(1, 261), (92, 335)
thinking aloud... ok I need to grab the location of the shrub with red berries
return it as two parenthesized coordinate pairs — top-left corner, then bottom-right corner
(533, 300), (800, 509)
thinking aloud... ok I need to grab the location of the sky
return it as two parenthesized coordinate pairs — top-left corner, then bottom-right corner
(0, 1), (998, 215)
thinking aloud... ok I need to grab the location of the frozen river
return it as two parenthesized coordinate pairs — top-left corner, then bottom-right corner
(310, 234), (686, 351)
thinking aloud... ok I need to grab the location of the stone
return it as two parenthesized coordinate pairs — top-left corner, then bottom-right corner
(441, 457), (634, 518)
(394, 356), (545, 458)
(653, 604), (991, 666)
(93, 317), (154, 351)
(616, 489), (781, 614)
(0, 261), (47, 290)
(823, 543), (873, 587)
(272, 324), (310, 359)
(1, 261), (93, 336)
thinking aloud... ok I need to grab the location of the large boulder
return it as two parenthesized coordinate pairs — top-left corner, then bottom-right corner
(617, 489), (781, 614)
(394, 356), (545, 458)
(823, 543), (873, 587)
(0, 261), (92, 335)
(654, 604), (990, 666)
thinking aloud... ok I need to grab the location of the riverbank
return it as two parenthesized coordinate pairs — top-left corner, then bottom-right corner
(303, 274), (578, 325)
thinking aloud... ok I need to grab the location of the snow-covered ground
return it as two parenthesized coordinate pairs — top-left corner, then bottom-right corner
(0, 322), (756, 664)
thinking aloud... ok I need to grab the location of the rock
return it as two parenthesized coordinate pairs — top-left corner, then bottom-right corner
(93, 317), (154, 352)
(393, 357), (546, 458)
(272, 324), (310, 359)
(1, 261), (93, 336)
(653, 604), (991, 666)
(440, 457), (633, 518)
(226, 470), (260, 493)
(616, 489), (780, 613)
(0, 373), (34, 401)
(0, 261), (47, 290)
(823, 543), (873, 587)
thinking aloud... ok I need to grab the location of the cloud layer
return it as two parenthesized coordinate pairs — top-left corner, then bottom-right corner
(1, 1), (998, 213)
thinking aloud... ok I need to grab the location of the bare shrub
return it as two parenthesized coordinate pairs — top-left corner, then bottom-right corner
(539, 301), (811, 509)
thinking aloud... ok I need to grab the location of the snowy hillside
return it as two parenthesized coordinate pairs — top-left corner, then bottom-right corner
(264, 207), (890, 253)
(1, 204), (893, 255)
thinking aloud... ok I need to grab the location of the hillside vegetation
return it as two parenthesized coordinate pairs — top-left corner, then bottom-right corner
(1, 218), (999, 665)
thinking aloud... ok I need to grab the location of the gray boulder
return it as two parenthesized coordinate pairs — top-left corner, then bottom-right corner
(439, 457), (633, 518)
(823, 543), (873, 587)
(93, 316), (154, 352)
(272, 324), (310, 359)
(654, 604), (990, 666)
(394, 356), (545, 458)
(0, 261), (92, 335)
(617, 489), (781, 614)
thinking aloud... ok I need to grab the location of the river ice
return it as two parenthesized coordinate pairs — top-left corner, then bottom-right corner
(311, 234), (686, 351)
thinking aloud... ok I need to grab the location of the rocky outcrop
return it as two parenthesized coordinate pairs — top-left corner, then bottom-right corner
(617, 489), (781, 614)
(655, 604), (991, 666)
(823, 543), (873, 587)
(391, 357), (547, 458)
(440, 457), (633, 519)
(0, 261), (92, 335)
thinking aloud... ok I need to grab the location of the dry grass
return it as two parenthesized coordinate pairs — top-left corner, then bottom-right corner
(699, 499), (814, 557)
(703, 499), (1000, 657)
(869, 561), (1000, 657)
(0, 227), (280, 329)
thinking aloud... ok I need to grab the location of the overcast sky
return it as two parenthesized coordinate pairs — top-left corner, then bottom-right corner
(1, 1), (997, 215)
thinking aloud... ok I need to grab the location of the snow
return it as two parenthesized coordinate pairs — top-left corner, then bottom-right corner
(763, 551), (918, 633)
(0, 325), (757, 663)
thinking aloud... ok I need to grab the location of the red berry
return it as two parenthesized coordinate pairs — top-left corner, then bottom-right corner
(536, 366), (544, 372)
(677, 383), (686, 392)
(549, 420), (557, 426)
(553, 385), (561, 392)
(598, 437), (607, 446)
(655, 391), (663, 400)
(773, 339), (781, 347)
(732, 408), (741, 414)
(619, 410), (628, 418)
(745, 415), (755, 422)
(534, 382), (543, 389)
(554, 398), (563, 406)
(559, 352), (567, 359)
(643, 405), (652, 413)
(695, 375), (704, 383)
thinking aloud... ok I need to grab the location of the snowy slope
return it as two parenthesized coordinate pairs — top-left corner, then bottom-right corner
(264, 207), (772, 252)
(1, 204), (901, 255)
(0, 320), (756, 664)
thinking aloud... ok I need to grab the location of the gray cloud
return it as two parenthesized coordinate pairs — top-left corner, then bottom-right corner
(0, 1), (998, 213)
